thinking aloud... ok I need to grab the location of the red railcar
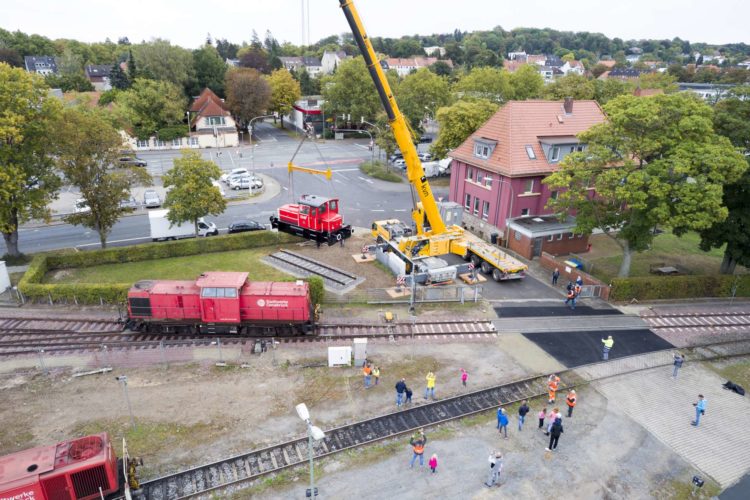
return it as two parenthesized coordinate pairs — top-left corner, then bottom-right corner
(126, 272), (313, 334)
(270, 194), (353, 245)
(0, 434), (124, 500)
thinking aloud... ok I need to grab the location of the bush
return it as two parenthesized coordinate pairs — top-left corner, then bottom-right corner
(359, 161), (403, 183)
(19, 231), (302, 304)
(610, 274), (750, 301)
(305, 276), (325, 306)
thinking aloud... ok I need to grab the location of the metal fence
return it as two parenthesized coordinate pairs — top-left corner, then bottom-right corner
(324, 284), (483, 304)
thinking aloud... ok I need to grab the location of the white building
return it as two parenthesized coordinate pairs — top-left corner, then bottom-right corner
(321, 50), (348, 74)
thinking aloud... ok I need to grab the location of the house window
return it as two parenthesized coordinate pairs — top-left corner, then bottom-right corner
(525, 145), (536, 159)
(577, 145), (584, 152)
(547, 234), (554, 242)
(136, 140), (149, 148)
(557, 233), (563, 240)
(171, 138), (182, 146)
(473, 197), (480, 215)
(189, 136), (199, 146)
(473, 144), (491, 158)
(465, 194), (471, 210)
(476, 171), (483, 184)
(550, 190), (558, 201)
(521, 208), (529, 216)
(207, 116), (226, 126)
(482, 201), (490, 220)
(466, 167), (473, 180)
(514, 230), (521, 241)
(550, 146), (560, 162)
(523, 179), (534, 193)
(155, 140), (165, 147)
(484, 175), (492, 188)
(568, 232), (575, 239)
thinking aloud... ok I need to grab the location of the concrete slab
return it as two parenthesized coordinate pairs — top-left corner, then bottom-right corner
(595, 365), (750, 488)
(495, 303), (622, 317)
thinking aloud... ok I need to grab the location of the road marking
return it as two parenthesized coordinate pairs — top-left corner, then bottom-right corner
(371, 209), (385, 212)
(334, 179), (344, 184)
(394, 209), (407, 212)
(357, 176), (374, 184)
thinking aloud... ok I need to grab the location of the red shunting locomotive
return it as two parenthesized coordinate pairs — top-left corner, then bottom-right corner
(126, 272), (313, 335)
(270, 194), (353, 245)
(0, 433), (130, 500)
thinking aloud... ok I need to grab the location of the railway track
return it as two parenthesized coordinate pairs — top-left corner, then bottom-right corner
(0, 320), (497, 356)
(266, 249), (361, 290)
(641, 310), (750, 332)
(134, 337), (750, 500)
(0, 316), (124, 333)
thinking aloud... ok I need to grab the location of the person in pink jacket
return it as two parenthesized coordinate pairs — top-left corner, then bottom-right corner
(460, 368), (468, 387)
(429, 453), (438, 474)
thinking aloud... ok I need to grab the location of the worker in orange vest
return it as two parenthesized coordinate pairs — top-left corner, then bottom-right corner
(363, 363), (372, 388)
(548, 374), (560, 404)
(409, 429), (427, 468)
(566, 389), (577, 417)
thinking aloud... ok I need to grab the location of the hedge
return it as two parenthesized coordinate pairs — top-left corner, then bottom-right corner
(19, 231), (302, 304)
(610, 274), (750, 301)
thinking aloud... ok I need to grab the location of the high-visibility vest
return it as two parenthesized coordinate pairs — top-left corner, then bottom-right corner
(413, 443), (424, 454)
(548, 377), (559, 391)
(363, 366), (372, 376)
(603, 338), (614, 349)
(567, 393), (576, 407)
(426, 374), (436, 388)
(373, 368), (380, 377)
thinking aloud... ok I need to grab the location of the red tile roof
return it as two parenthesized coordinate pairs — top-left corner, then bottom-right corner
(190, 88), (230, 118)
(503, 60), (526, 73)
(448, 100), (606, 177)
(597, 60), (617, 68)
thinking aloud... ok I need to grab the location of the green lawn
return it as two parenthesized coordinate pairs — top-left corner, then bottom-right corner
(581, 230), (731, 282)
(43, 247), (291, 284)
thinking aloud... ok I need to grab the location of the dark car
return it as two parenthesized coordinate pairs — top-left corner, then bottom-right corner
(118, 156), (147, 167)
(228, 220), (266, 233)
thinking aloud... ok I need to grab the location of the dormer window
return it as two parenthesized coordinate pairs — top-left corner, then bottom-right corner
(473, 138), (497, 160)
(550, 146), (560, 162)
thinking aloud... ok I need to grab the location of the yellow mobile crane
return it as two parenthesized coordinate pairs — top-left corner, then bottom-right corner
(337, 0), (527, 281)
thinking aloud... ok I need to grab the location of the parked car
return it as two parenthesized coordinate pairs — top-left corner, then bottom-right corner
(393, 158), (407, 169)
(389, 152), (403, 163)
(228, 220), (266, 233)
(230, 176), (263, 190)
(143, 189), (161, 208)
(119, 195), (138, 210)
(74, 198), (90, 213)
(418, 136), (433, 144)
(211, 180), (226, 197)
(418, 152), (433, 161)
(118, 156), (147, 167)
(221, 167), (249, 184)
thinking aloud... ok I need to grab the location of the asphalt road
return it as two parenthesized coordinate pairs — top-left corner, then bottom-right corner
(3, 123), (443, 254)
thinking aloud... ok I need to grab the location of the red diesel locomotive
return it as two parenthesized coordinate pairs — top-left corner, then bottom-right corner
(126, 272), (314, 335)
(0, 433), (137, 500)
(270, 194), (353, 245)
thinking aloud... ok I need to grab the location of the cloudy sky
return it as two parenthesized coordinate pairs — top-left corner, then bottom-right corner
(4, 0), (748, 49)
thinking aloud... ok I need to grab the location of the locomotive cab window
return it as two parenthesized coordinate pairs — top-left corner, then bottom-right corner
(202, 287), (216, 297)
(201, 287), (237, 298)
(329, 201), (337, 210)
(301, 206), (309, 215)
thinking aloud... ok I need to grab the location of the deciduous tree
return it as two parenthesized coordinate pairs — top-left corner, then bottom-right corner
(0, 64), (62, 257)
(431, 99), (498, 159)
(543, 73), (595, 100)
(322, 57), (397, 125)
(131, 39), (195, 90)
(509, 64), (544, 100)
(163, 151), (226, 233)
(544, 93), (747, 277)
(454, 67), (512, 103)
(115, 78), (187, 139)
(225, 68), (271, 131)
(266, 69), (301, 127)
(397, 68), (452, 130)
(191, 44), (227, 97)
(55, 106), (152, 249)
(698, 86), (750, 273)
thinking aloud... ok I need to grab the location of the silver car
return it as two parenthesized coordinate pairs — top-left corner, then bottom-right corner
(143, 189), (161, 208)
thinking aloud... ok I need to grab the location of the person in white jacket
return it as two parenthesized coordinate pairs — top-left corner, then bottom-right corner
(485, 451), (503, 487)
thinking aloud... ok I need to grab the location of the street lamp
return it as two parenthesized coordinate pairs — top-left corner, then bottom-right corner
(185, 111), (191, 140)
(296, 403), (325, 498)
(116, 376), (136, 430)
(361, 119), (383, 161)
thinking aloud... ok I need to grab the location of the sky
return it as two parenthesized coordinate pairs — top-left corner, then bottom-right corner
(3, 0), (748, 50)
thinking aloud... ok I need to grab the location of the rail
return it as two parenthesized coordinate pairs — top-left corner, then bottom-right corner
(133, 337), (750, 499)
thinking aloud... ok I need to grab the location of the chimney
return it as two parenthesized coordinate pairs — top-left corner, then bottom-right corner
(563, 97), (574, 114)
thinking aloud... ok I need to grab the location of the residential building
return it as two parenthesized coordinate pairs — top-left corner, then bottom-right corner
(677, 82), (734, 102)
(279, 56), (323, 77)
(447, 99), (606, 258)
(85, 64), (113, 91)
(24, 56), (57, 75)
(321, 50), (349, 74)
(560, 60), (585, 75)
(188, 87), (238, 148)
(507, 51), (527, 61)
(381, 57), (453, 77)
(598, 68), (648, 81)
(424, 46), (446, 57)
(226, 58), (240, 67)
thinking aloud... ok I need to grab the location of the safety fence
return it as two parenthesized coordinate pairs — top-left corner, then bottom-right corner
(324, 284), (483, 305)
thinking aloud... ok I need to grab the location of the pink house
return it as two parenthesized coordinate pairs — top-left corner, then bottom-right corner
(448, 99), (606, 256)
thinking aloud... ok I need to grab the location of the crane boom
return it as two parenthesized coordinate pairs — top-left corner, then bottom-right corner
(338, 0), (446, 235)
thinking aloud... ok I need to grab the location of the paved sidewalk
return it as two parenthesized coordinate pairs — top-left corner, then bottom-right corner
(594, 364), (750, 488)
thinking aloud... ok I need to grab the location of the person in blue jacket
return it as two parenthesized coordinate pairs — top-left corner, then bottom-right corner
(692, 394), (707, 426)
(496, 407), (509, 438)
